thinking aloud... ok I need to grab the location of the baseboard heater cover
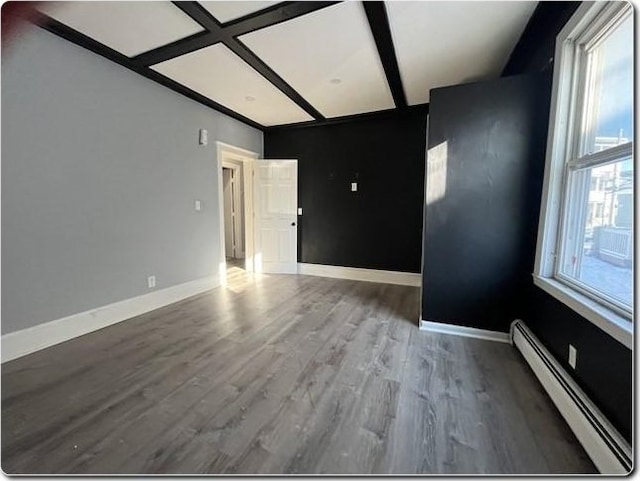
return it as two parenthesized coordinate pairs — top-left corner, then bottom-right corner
(510, 320), (631, 474)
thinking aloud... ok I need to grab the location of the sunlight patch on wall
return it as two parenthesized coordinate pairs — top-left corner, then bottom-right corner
(426, 141), (448, 205)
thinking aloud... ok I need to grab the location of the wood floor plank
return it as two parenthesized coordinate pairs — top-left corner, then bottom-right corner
(496, 343), (596, 472)
(103, 278), (368, 474)
(1, 266), (597, 474)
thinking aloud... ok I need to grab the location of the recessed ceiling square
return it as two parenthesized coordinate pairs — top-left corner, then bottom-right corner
(240, 2), (395, 118)
(151, 44), (313, 126)
(37, 2), (205, 57)
(386, 1), (537, 104)
(199, 1), (280, 24)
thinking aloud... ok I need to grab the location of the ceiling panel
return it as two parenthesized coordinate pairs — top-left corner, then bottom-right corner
(386, 1), (537, 105)
(240, 2), (395, 118)
(151, 44), (313, 126)
(37, 2), (205, 57)
(199, 1), (281, 24)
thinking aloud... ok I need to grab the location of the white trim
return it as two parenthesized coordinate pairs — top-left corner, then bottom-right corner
(534, 2), (593, 279)
(216, 141), (260, 159)
(511, 320), (631, 474)
(217, 144), (227, 284)
(216, 142), (258, 277)
(568, 142), (633, 170)
(1, 275), (218, 363)
(297, 263), (420, 287)
(419, 320), (510, 343)
(533, 276), (632, 349)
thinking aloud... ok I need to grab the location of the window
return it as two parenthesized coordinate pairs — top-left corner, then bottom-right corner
(535, 2), (633, 348)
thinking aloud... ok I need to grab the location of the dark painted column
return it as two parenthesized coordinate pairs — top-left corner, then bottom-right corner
(421, 73), (550, 333)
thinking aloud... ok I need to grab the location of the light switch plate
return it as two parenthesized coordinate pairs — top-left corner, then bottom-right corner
(199, 129), (208, 145)
(298, 207), (303, 215)
(195, 200), (202, 211)
(351, 182), (358, 192)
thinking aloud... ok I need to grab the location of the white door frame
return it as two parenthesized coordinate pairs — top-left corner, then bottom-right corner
(221, 161), (243, 259)
(216, 142), (258, 283)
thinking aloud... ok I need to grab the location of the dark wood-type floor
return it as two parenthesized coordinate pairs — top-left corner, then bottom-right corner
(2, 267), (596, 474)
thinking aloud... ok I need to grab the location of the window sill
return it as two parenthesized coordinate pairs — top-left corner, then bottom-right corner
(533, 275), (632, 349)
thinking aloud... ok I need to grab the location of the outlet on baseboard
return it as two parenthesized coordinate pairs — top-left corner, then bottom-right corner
(147, 275), (156, 289)
(568, 344), (577, 369)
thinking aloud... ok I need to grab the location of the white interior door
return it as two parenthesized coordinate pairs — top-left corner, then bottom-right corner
(254, 159), (298, 274)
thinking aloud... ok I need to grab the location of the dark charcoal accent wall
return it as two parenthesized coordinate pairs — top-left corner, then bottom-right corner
(264, 108), (428, 273)
(422, 73), (550, 333)
(502, 1), (581, 76)
(525, 285), (632, 442)
(504, 1), (631, 442)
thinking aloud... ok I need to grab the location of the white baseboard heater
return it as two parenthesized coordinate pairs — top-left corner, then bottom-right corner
(510, 320), (631, 474)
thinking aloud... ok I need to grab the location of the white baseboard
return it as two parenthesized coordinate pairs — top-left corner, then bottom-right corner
(297, 263), (421, 287)
(419, 319), (510, 343)
(1, 275), (219, 363)
(511, 320), (631, 474)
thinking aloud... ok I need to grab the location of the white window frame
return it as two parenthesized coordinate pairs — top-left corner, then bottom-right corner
(534, 1), (633, 349)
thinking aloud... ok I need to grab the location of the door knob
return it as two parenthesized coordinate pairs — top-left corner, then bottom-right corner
(291, 222), (296, 226)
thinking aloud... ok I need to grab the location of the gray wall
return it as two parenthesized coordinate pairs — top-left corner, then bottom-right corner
(2, 25), (263, 334)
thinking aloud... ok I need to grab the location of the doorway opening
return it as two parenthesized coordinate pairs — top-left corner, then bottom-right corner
(222, 165), (244, 268)
(217, 142), (258, 285)
(216, 143), (299, 282)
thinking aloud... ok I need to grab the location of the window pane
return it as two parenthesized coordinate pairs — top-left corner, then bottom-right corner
(560, 157), (633, 309)
(582, 13), (633, 155)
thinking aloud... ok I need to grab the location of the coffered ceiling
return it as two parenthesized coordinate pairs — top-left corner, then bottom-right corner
(38, 1), (205, 56)
(151, 43), (314, 125)
(240, 2), (395, 118)
(33, 1), (538, 129)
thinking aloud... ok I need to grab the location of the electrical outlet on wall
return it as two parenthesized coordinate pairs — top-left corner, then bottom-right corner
(148, 275), (156, 289)
(568, 344), (577, 369)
